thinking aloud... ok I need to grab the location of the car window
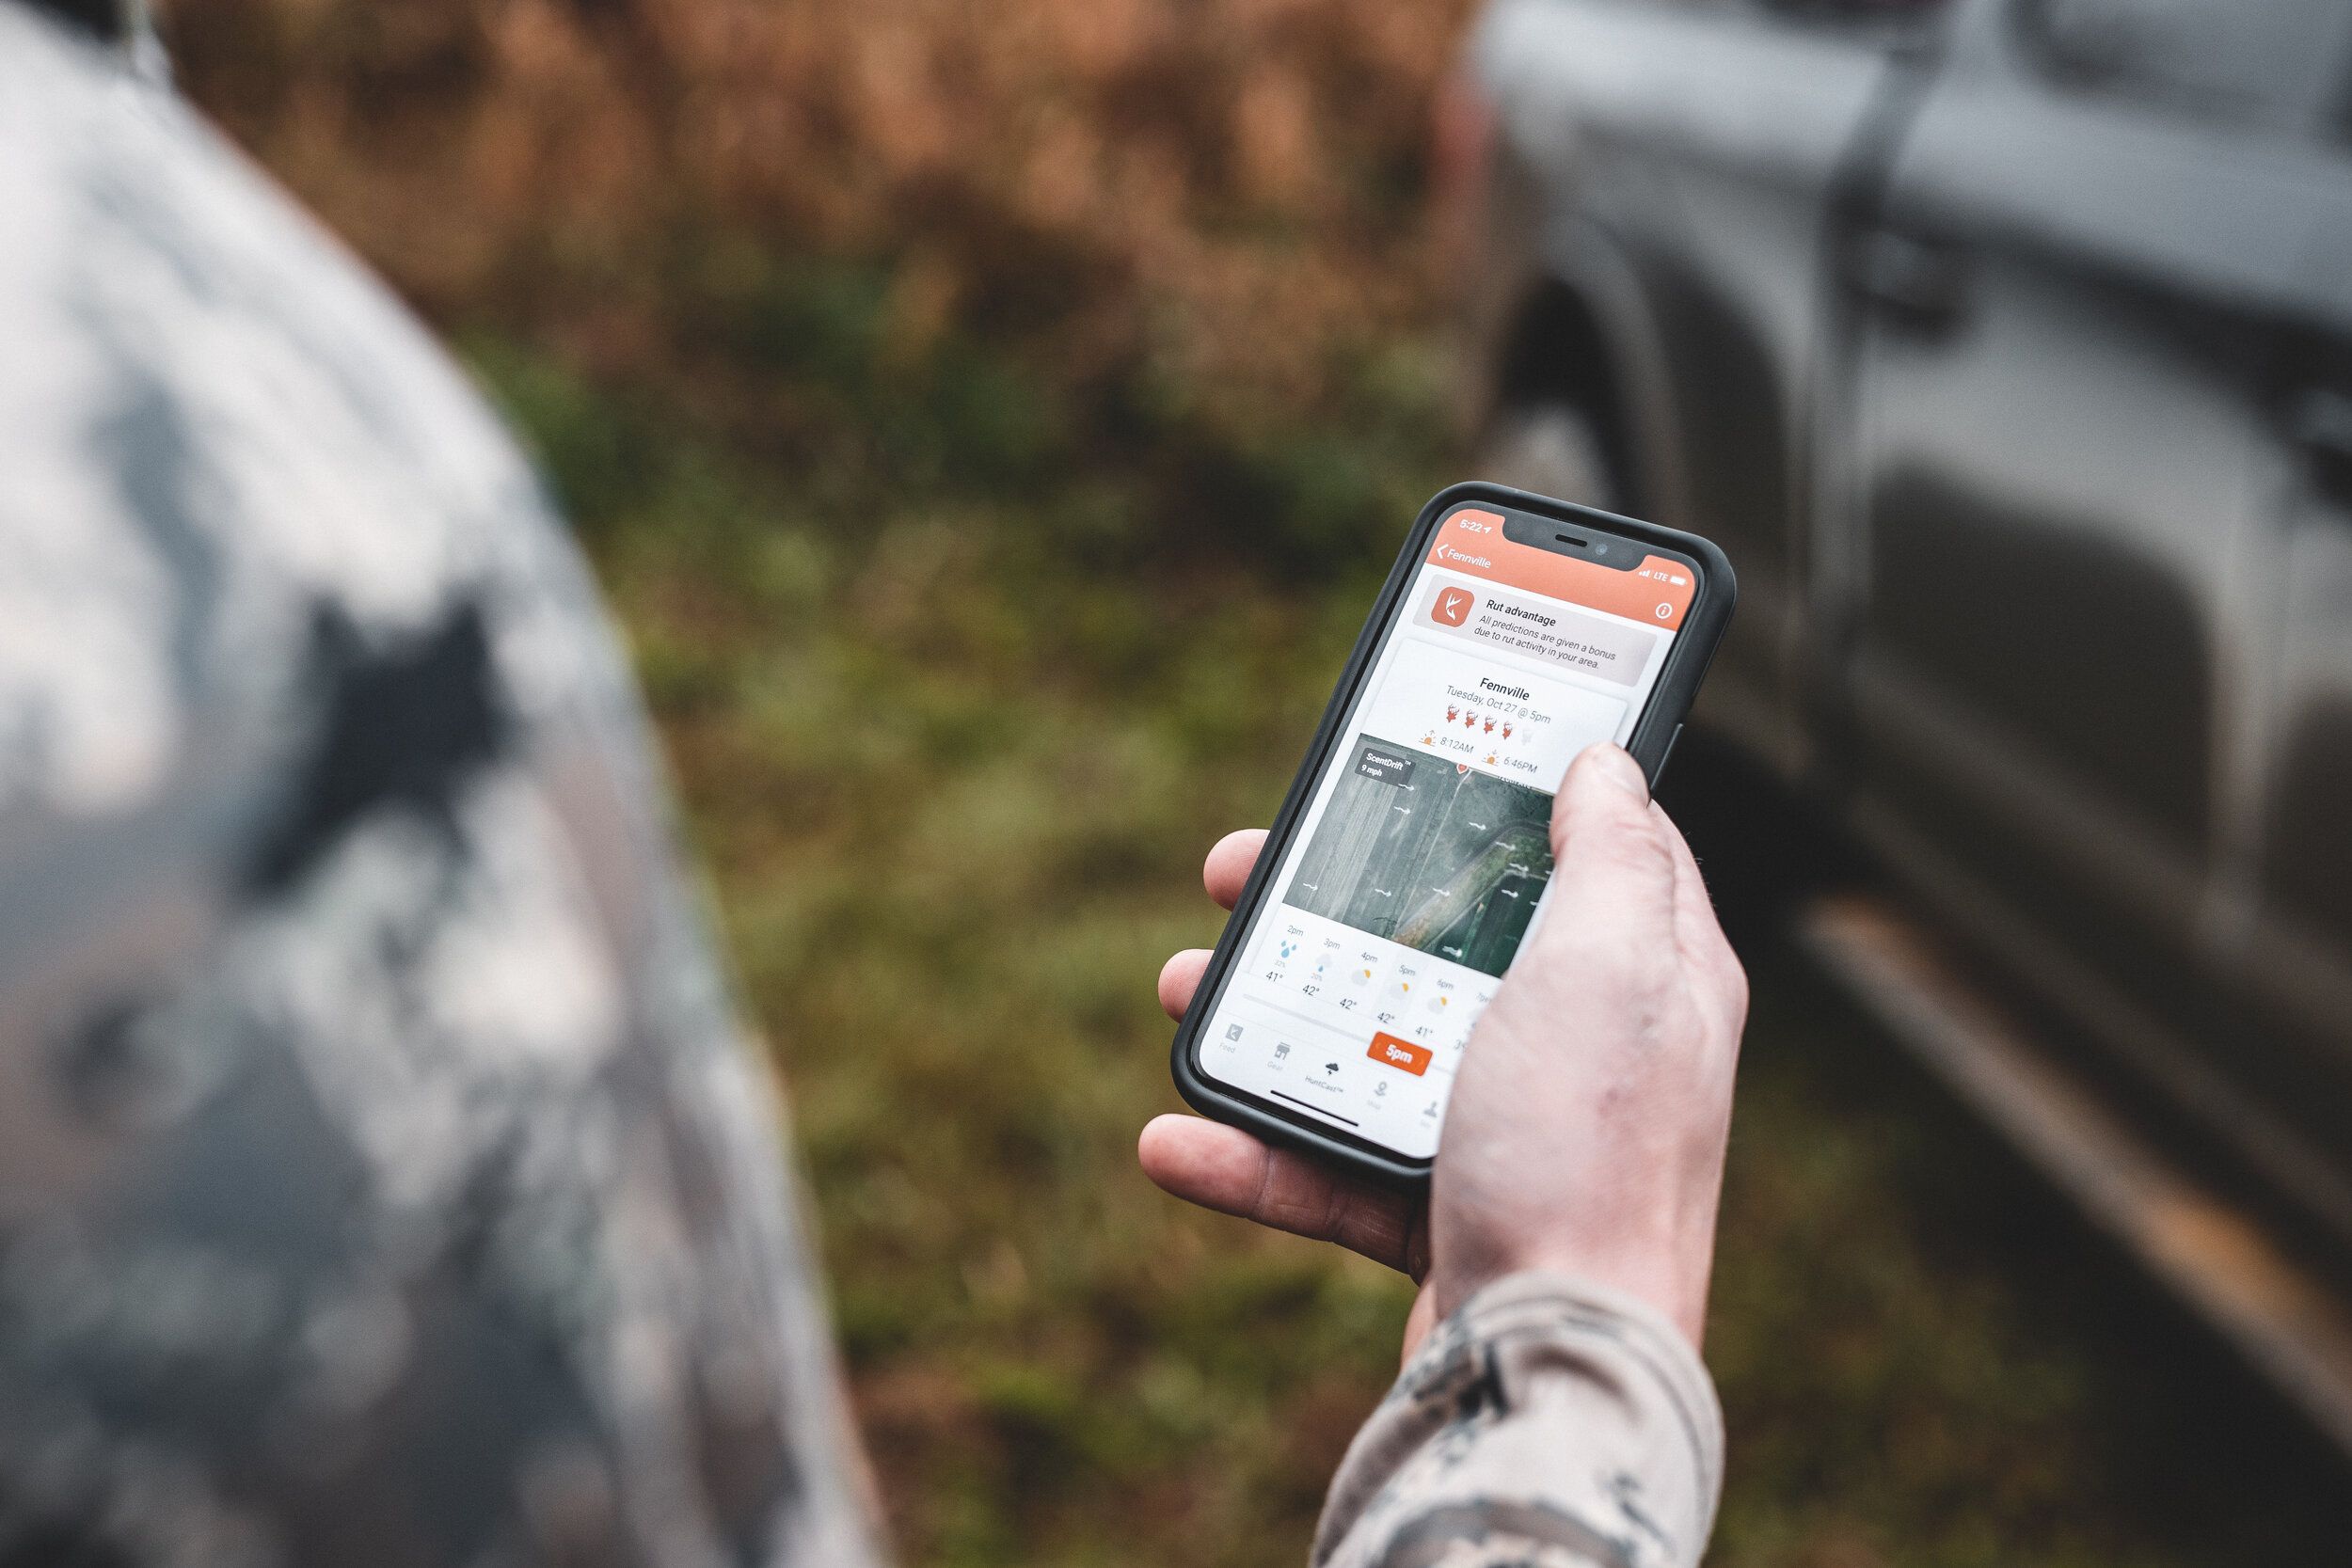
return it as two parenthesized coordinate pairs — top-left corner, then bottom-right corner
(2019, 0), (2352, 134)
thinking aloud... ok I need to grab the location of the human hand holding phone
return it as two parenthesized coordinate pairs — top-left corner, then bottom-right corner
(1141, 743), (1747, 1354)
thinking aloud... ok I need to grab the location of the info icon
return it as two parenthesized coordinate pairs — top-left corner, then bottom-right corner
(1430, 585), (1474, 627)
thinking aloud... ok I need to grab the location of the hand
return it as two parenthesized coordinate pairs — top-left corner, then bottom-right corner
(1141, 743), (1747, 1353)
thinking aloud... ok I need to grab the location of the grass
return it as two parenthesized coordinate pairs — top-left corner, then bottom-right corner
(477, 309), (1447, 1564)
(466, 309), (2352, 1566)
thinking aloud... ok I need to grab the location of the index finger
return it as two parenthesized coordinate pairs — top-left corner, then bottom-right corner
(1138, 1115), (1427, 1278)
(1204, 830), (1267, 911)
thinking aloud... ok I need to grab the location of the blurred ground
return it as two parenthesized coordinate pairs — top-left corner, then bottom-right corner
(151, 2), (2352, 1562)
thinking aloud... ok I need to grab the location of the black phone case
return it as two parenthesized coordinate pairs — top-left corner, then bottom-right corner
(1168, 481), (1738, 1188)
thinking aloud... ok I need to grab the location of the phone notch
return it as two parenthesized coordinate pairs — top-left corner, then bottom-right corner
(1500, 511), (1642, 572)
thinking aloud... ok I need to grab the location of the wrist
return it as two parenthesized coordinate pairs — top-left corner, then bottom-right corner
(1436, 1239), (1709, 1350)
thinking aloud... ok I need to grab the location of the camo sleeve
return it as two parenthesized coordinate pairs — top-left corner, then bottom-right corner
(0, 8), (887, 1564)
(1311, 1274), (1724, 1568)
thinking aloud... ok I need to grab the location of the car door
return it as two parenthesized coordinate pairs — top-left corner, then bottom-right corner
(1833, 0), (2352, 1199)
(1473, 0), (1946, 777)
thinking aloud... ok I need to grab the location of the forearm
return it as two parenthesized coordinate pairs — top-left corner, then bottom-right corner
(1312, 1273), (1723, 1568)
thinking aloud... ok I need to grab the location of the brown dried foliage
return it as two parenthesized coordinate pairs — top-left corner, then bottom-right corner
(161, 0), (1480, 412)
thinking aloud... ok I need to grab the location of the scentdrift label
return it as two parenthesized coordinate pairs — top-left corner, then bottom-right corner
(1355, 745), (1418, 786)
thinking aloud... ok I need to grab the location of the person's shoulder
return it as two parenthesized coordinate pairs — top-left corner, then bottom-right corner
(0, 0), (622, 810)
(0, 3), (160, 160)
(0, 0), (539, 546)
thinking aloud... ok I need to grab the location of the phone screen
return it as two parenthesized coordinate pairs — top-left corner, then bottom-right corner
(1193, 500), (1702, 1161)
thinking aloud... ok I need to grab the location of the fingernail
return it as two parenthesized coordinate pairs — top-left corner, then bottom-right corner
(1577, 743), (1648, 798)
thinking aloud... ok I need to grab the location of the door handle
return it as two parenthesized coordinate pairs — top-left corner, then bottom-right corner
(1843, 228), (1973, 328)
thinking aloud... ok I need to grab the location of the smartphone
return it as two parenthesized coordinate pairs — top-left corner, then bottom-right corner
(1170, 482), (1735, 1186)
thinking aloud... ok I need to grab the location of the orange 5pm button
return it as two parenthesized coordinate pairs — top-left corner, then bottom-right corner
(1367, 1032), (1433, 1076)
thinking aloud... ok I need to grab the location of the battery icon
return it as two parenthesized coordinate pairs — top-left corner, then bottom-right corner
(1669, 575), (1689, 586)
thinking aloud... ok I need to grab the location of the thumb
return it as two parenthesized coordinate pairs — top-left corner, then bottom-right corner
(1531, 743), (1677, 955)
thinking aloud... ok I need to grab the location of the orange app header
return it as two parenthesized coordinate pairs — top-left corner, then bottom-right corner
(1425, 508), (1694, 630)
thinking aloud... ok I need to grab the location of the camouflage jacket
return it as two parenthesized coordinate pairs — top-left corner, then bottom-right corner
(0, 6), (1723, 1565)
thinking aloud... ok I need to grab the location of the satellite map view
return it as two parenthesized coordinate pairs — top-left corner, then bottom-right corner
(1283, 735), (1555, 977)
